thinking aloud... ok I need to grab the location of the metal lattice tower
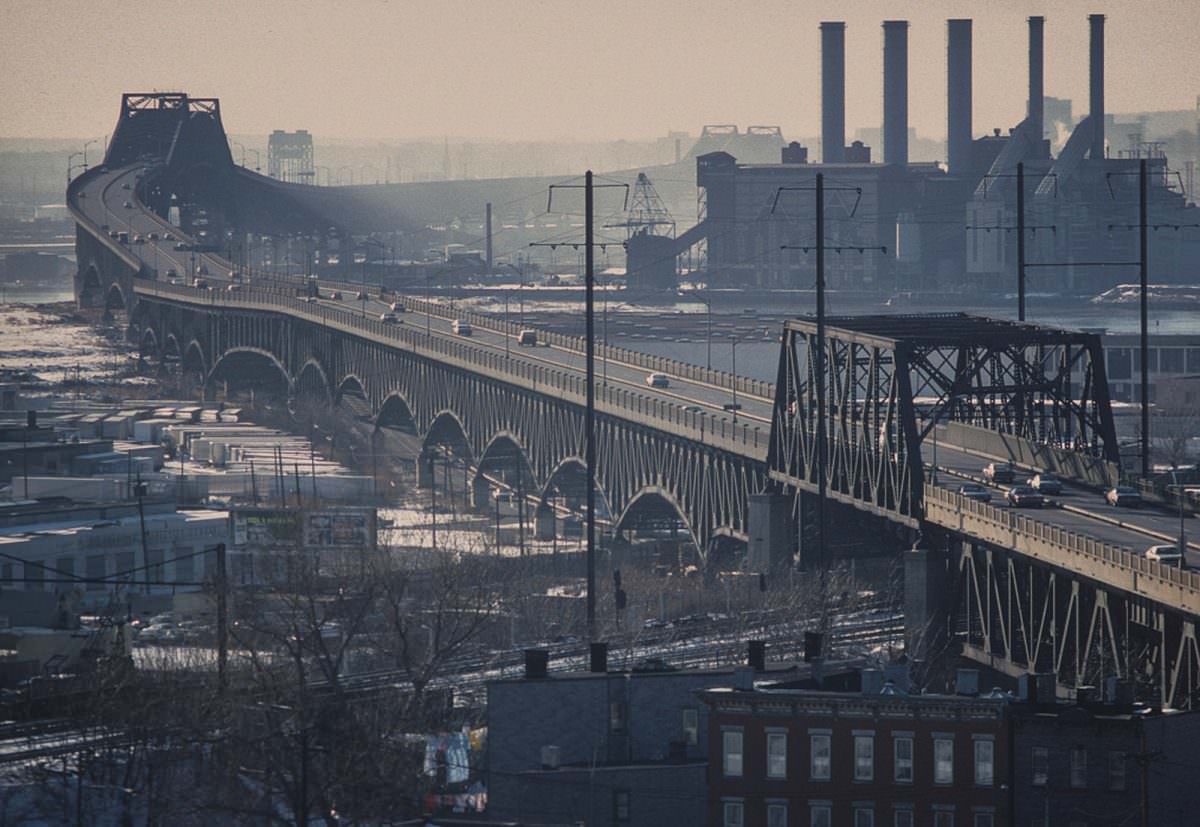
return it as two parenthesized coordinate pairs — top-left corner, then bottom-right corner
(620, 172), (675, 239)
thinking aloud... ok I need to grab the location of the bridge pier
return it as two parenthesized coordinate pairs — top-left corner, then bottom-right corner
(747, 492), (792, 572)
(904, 542), (949, 660)
(534, 503), (556, 541)
(416, 451), (435, 489)
(470, 474), (491, 511)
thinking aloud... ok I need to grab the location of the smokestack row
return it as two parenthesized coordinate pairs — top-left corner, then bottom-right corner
(819, 14), (1104, 168)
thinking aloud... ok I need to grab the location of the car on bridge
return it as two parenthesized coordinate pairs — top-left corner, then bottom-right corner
(453, 320), (473, 336)
(389, 302), (406, 313)
(329, 291), (343, 300)
(148, 232), (159, 241)
(722, 402), (743, 413)
(1028, 472), (1063, 496)
(983, 462), (1017, 484)
(226, 284), (241, 292)
(108, 230), (119, 239)
(1106, 486), (1142, 508)
(122, 200), (133, 209)
(1005, 485), (1044, 508)
(680, 404), (703, 414)
(956, 483), (992, 503)
(646, 372), (670, 388)
(1144, 544), (1186, 567)
(193, 278), (209, 289)
(174, 242), (189, 251)
(356, 291), (368, 301)
(379, 313), (400, 324)
(121, 182), (131, 190)
(518, 330), (538, 346)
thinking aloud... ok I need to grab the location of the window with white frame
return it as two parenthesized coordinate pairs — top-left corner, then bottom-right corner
(723, 729), (744, 777)
(767, 731), (787, 779)
(854, 734), (875, 781)
(810, 733), (831, 780)
(682, 708), (698, 745)
(894, 735), (913, 783)
(810, 803), (832, 827)
(723, 799), (744, 827)
(1032, 746), (1049, 786)
(766, 802), (787, 827)
(1070, 747), (1087, 788)
(934, 737), (954, 784)
(973, 737), (994, 786)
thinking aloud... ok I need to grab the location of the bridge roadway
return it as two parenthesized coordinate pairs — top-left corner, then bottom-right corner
(72, 160), (1200, 615)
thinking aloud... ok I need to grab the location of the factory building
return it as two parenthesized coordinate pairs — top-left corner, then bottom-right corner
(678, 15), (1200, 294)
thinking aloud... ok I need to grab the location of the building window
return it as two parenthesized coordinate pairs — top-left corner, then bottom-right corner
(894, 808), (914, 827)
(973, 812), (994, 827)
(0, 562), (12, 584)
(1070, 747), (1087, 788)
(1161, 347), (1184, 374)
(613, 790), (630, 822)
(933, 811), (954, 827)
(86, 554), (106, 591)
(1108, 750), (1126, 791)
(723, 800), (744, 827)
(609, 701), (626, 734)
(1032, 746), (1049, 786)
(810, 803), (832, 827)
(934, 737), (954, 785)
(974, 738), (994, 786)
(810, 733), (831, 780)
(767, 802), (787, 827)
(723, 730), (744, 777)
(854, 806), (875, 827)
(767, 731), (787, 779)
(855, 734), (875, 781)
(682, 708), (698, 745)
(894, 736), (913, 783)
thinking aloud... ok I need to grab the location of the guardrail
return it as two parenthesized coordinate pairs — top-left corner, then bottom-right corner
(938, 420), (1119, 490)
(133, 280), (769, 460)
(924, 483), (1200, 612)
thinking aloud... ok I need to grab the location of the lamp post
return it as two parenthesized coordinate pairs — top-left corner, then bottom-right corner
(425, 271), (432, 339)
(67, 152), (83, 183)
(504, 292), (510, 358)
(1171, 467), (1188, 559)
(704, 293), (713, 370)
(83, 139), (99, 170)
(602, 277), (609, 386)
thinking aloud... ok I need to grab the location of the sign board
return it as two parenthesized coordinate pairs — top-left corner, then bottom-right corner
(232, 507), (376, 551)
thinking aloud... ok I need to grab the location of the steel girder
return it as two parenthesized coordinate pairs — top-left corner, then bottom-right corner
(768, 313), (1120, 529)
(133, 298), (766, 558)
(953, 538), (1200, 709)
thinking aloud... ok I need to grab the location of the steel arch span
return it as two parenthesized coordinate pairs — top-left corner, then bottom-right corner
(130, 294), (765, 559)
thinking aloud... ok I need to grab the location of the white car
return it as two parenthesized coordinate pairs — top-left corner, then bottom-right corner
(380, 312), (400, 324)
(389, 301), (406, 313)
(1145, 544), (1185, 567)
(646, 372), (670, 388)
(452, 320), (473, 336)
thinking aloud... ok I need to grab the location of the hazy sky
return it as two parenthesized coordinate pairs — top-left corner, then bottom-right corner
(1, 0), (1197, 143)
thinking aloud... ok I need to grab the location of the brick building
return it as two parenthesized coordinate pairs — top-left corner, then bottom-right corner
(701, 674), (1010, 827)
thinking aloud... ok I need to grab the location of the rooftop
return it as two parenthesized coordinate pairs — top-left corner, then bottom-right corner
(785, 312), (1103, 347)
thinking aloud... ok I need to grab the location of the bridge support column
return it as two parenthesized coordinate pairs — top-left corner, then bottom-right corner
(534, 503), (556, 541)
(747, 492), (792, 572)
(416, 451), (435, 489)
(471, 474), (492, 511)
(904, 542), (948, 659)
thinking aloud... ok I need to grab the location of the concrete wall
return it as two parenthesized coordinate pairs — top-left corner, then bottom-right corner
(941, 421), (1119, 489)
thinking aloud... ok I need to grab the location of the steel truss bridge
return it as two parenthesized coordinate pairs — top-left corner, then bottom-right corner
(68, 93), (1200, 707)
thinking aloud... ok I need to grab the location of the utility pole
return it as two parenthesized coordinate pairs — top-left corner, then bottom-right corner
(216, 542), (228, 695)
(533, 172), (628, 640)
(815, 173), (827, 583)
(1017, 162), (1026, 321)
(1139, 158), (1149, 479)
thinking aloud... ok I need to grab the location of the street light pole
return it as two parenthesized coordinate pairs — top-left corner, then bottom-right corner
(731, 337), (738, 422)
(706, 294), (713, 370)
(504, 293), (510, 359)
(1171, 467), (1187, 558)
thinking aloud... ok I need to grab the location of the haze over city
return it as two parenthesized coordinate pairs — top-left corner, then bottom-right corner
(2, 0), (1199, 142)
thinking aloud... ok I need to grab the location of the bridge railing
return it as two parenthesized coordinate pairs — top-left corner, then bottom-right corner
(924, 483), (1200, 610)
(266, 271), (776, 400)
(134, 282), (768, 459)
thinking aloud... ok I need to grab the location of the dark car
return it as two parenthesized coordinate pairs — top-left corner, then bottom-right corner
(957, 483), (992, 503)
(1028, 473), (1063, 496)
(1006, 485), (1044, 508)
(983, 462), (1017, 484)
(1106, 486), (1142, 508)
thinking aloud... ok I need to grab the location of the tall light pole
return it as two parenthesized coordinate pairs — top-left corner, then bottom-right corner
(67, 152), (83, 183)
(83, 139), (99, 170)
(730, 337), (738, 422)
(504, 292), (510, 359)
(1171, 467), (1187, 559)
(704, 292), (713, 370)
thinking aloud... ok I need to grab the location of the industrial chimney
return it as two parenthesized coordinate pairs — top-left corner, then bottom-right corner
(946, 19), (972, 175)
(1027, 16), (1045, 143)
(1089, 14), (1105, 159)
(821, 22), (847, 163)
(882, 20), (909, 165)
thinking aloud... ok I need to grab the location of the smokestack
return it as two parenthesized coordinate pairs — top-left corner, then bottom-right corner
(1028, 16), (1045, 143)
(946, 19), (973, 175)
(1089, 14), (1105, 159)
(485, 202), (493, 277)
(882, 20), (909, 165)
(821, 22), (846, 163)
